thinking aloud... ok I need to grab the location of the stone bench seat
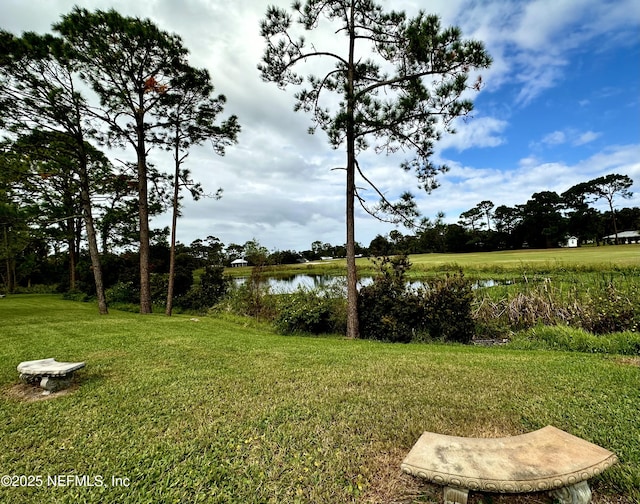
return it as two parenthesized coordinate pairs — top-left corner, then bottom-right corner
(18, 358), (86, 392)
(401, 426), (618, 504)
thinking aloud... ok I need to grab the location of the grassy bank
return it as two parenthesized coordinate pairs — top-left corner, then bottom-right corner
(1, 295), (638, 503)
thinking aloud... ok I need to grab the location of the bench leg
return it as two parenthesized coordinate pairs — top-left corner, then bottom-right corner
(444, 486), (468, 504)
(549, 481), (592, 504)
(40, 376), (72, 392)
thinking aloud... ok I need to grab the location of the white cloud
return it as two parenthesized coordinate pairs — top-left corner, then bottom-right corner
(531, 129), (603, 149)
(541, 131), (567, 146)
(573, 131), (602, 146)
(416, 144), (640, 223)
(437, 116), (508, 152)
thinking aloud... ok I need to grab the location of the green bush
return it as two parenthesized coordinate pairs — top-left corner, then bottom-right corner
(358, 257), (475, 343)
(274, 285), (346, 335)
(150, 273), (168, 307)
(358, 256), (422, 342)
(419, 272), (475, 344)
(61, 290), (91, 302)
(105, 281), (139, 304)
(219, 267), (277, 321)
(175, 266), (230, 312)
(13, 284), (58, 294)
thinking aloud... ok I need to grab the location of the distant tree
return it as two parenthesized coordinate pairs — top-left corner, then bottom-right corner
(243, 238), (269, 266)
(493, 205), (520, 234)
(8, 132), (96, 291)
(189, 236), (226, 266)
(583, 174), (632, 244)
(517, 191), (566, 248)
(368, 234), (393, 257)
(490, 205), (520, 249)
(0, 150), (31, 293)
(225, 243), (245, 264)
(459, 207), (483, 231)
(613, 207), (640, 233)
(269, 249), (303, 265)
(414, 211), (447, 252)
(443, 223), (470, 252)
(259, 1), (491, 337)
(561, 185), (603, 245)
(476, 200), (494, 231)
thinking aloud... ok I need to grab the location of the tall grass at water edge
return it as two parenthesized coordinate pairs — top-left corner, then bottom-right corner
(472, 269), (640, 340)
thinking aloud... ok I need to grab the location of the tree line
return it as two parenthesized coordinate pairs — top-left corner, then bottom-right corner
(370, 174), (636, 256)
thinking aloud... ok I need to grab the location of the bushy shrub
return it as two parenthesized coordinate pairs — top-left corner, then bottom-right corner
(358, 256), (422, 342)
(150, 273), (168, 307)
(358, 257), (475, 343)
(105, 281), (139, 304)
(274, 285), (346, 335)
(419, 272), (475, 344)
(174, 265), (230, 312)
(61, 290), (91, 302)
(13, 284), (58, 294)
(200, 265), (230, 304)
(219, 266), (277, 321)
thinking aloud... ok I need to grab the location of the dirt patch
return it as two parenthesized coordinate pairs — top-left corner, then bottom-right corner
(614, 356), (640, 367)
(4, 382), (78, 402)
(361, 446), (631, 504)
(360, 447), (440, 504)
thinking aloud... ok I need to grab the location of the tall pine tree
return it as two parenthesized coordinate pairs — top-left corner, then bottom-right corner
(259, 0), (491, 337)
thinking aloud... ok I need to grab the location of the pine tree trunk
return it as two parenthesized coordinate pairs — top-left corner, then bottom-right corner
(610, 202), (619, 245)
(80, 177), (108, 314)
(68, 227), (76, 292)
(137, 115), (152, 314)
(345, 1), (359, 339)
(166, 155), (180, 316)
(3, 225), (13, 293)
(345, 147), (359, 339)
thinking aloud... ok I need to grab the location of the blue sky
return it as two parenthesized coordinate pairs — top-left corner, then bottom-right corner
(3, 0), (640, 252)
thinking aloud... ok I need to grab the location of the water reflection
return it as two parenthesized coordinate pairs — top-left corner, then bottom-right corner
(233, 274), (503, 294)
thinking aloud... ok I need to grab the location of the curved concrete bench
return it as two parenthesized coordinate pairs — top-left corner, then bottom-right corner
(18, 358), (86, 392)
(401, 426), (617, 504)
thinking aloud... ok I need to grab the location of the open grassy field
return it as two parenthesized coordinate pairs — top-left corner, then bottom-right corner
(1, 295), (638, 503)
(407, 244), (640, 270)
(224, 244), (640, 279)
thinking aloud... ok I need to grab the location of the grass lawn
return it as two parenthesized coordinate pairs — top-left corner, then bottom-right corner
(1, 295), (638, 503)
(407, 244), (640, 270)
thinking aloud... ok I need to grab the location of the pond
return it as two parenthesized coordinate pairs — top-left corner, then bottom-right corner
(232, 274), (503, 294)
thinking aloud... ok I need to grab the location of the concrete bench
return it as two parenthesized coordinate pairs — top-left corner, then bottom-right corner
(401, 426), (618, 504)
(17, 358), (86, 392)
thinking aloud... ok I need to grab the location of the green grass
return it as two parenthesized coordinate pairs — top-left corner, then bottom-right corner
(407, 244), (640, 270)
(1, 295), (639, 503)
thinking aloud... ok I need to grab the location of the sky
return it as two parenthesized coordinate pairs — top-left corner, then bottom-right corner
(3, 0), (640, 252)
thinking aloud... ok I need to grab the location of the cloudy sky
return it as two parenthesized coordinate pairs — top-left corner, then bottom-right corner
(3, 0), (640, 252)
